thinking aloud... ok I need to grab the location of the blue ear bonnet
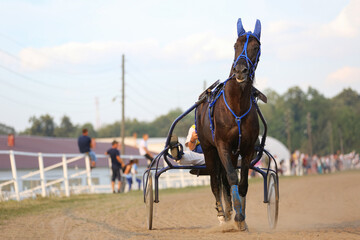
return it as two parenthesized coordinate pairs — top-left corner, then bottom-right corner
(234, 18), (262, 80)
(237, 18), (261, 41)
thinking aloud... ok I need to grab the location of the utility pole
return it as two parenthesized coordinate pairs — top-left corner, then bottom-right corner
(203, 80), (207, 91)
(285, 109), (292, 153)
(121, 54), (125, 154)
(95, 97), (100, 130)
(306, 112), (313, 156)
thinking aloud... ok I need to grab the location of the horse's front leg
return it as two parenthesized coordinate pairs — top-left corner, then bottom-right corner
(217, 146), (246, 230)
(237, 154), (253, 231)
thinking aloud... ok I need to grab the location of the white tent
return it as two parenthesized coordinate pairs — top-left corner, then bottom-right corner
(262, 136), (291, 175)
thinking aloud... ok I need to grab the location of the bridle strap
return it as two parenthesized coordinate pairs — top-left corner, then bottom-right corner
(233, 32), (261, 81)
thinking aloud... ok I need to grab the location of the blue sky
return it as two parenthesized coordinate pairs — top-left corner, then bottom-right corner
(0, 0), (359, 131)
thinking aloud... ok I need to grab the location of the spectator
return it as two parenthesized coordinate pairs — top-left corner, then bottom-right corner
(7, 133), (15, 147)
(131, 159), (142, 190)
(105, 140), (125, 193)
(78, 128), (97, 169)
(279, 159), (285, 175)
(123, 160), (135, 191)
(139, 134), (153, 166)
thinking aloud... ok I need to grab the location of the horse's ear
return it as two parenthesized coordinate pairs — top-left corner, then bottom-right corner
(237, 18), (246, 37)
(253, 19), (261, 40)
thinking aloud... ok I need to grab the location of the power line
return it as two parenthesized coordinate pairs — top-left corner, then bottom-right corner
(0, 62), (120, 98)
(0, 92), (114, 114)
(126, 59), (173, 93)
(126, 94), (154, 115)
(126, 82), (168, 107)
(0, 64), (67, 89)
(0, 47), (119, 76)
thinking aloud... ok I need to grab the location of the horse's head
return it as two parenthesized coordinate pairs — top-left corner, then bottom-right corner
(232, 18), (261, 84)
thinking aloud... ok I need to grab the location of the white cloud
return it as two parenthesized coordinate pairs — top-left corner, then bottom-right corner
(326, 66), (360, 84)
(320, 0), (360, 38)
(267, 21), (302, 35)
(17, 32), (234, 71)
(263, 0), (360, 61)
(18, 39), (160, 71)
(163, 32), (233, 64)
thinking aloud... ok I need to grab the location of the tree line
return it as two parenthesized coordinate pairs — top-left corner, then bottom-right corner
(2, 86), (359, 155)
(259, 87), (360, 155)
(14, 108), (194, 140)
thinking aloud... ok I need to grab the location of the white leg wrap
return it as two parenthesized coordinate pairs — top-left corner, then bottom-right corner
(218, 216), (226, 225)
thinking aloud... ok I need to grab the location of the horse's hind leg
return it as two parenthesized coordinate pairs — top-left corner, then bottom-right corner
(206, 149), (226, 224)
(213, 174), (226, 224)
(221, 169), (232, 221)
(237, 155), (252, 231)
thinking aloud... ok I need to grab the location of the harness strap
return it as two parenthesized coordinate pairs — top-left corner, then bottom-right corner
(222, 92), (253, 155)
(208, 80), (254, 155)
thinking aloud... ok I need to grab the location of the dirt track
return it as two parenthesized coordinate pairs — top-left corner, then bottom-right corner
(1, 171), (360, 240)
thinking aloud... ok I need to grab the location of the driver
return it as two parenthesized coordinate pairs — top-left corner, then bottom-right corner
(169, 125), (205, 166)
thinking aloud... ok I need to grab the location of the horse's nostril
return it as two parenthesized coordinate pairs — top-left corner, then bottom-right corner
(241, 67), (248, 74)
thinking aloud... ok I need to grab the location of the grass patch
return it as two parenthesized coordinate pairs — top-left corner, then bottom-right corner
(0, 191), (142, 223)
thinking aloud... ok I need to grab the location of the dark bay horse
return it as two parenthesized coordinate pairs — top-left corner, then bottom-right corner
(196, 18), (261, 230)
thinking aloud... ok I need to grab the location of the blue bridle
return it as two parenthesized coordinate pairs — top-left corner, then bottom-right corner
(195, 19), (262, 155)
(207, 32), (261, 155)
(233, 32), (261, 81)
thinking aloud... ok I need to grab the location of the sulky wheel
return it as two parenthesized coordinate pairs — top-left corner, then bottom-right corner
(267, 172), (279, 229)
(145, 172), (154, 230)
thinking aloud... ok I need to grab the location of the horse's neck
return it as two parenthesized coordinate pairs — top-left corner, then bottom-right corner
(225, 80), (252, 115)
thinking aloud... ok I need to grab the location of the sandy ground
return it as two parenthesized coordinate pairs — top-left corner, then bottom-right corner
(1, 171), (360, 240)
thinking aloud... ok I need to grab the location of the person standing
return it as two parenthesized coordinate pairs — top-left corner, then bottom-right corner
(106, 140), (125, 193)
(78, 128), (97, 169)
(139, 134), (153, 166)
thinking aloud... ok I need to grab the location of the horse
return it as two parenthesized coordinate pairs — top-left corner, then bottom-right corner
(196, 18), (261, 230)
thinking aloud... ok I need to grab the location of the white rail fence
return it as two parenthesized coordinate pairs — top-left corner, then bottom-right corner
(0, 150), (210, 201)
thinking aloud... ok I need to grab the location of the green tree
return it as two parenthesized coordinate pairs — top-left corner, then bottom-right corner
(0, 123), (15, 135)
(259, 87), (360, 154)
(24, 114), (56, 136)
(97, 108), (194, 138)
(54, 115), (77, 137)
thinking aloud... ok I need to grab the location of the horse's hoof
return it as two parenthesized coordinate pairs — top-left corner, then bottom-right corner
(225, 211), (232, 222)
(234, 213), (245, 222)
(236, 220), (248, 231)
(218, 216), (226, 225)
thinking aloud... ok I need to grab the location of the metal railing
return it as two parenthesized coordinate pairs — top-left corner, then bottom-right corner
(0, 150), (210, 201)
(0, 150), (140, 201)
